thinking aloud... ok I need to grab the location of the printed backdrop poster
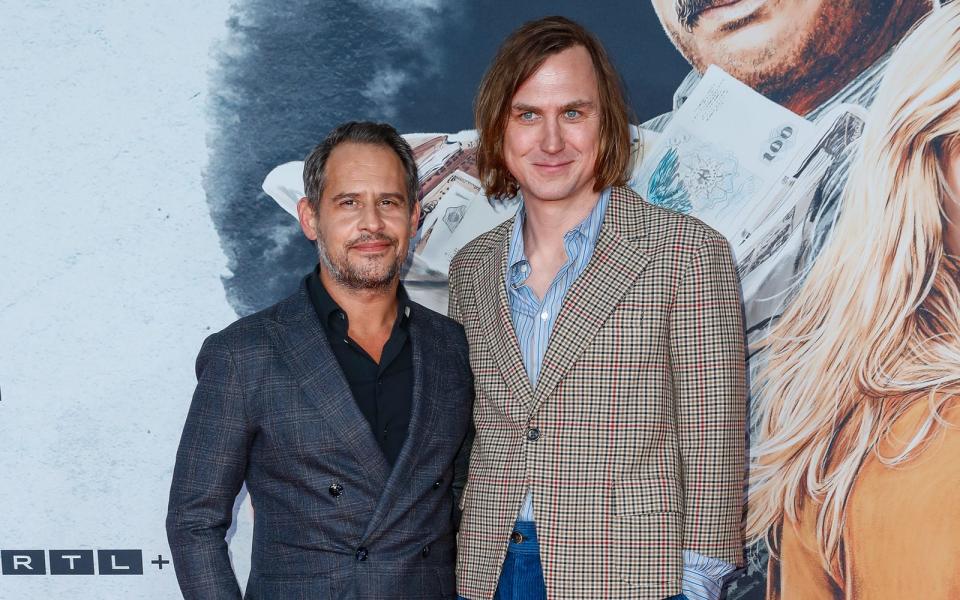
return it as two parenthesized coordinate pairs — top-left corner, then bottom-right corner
(2, 1), (957, 599)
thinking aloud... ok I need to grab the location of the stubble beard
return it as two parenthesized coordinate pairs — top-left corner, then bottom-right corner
(668, 0), (903, 110)
(316, 234), (402, 292)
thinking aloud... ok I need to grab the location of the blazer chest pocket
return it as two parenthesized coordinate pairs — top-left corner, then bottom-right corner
(611, 479), (683, 588)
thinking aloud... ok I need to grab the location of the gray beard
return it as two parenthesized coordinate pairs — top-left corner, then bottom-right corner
(316, 237), (400, 292)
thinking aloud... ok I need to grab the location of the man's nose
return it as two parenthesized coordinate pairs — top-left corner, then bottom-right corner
(358, 201), (386, 232)
(539, 117), (565, 154)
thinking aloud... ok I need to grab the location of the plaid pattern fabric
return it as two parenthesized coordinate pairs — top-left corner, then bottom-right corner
(643, 54), (891, 272)
(448, 187), (747, 600)
(509, 188), (610, 521)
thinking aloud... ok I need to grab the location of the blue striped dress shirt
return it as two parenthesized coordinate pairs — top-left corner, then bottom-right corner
(505, 188), (735, 600)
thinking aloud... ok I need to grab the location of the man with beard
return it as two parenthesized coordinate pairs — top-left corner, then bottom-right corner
(647, 0), (929, 119)
(167, 121), (473, 599)
(644, 0), (933, 266)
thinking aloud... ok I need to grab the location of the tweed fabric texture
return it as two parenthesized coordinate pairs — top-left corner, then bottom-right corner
(167, 282), (473, 599)
(449, 186), (747, 600)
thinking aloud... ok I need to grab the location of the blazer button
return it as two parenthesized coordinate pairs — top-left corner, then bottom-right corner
(356, 547), (369, 561)
(526, 427), (541, 442)
(421, 545), (431, 558)
(329, 483), (344, 497)
(432, 479), (442, 490)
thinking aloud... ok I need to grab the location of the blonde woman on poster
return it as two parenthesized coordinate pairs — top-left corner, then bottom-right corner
(747, 3), (960, 599)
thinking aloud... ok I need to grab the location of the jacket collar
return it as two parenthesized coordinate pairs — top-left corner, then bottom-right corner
(470, 186), (652, 421)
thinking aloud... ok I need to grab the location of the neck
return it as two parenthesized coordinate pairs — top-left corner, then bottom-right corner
(522, 188), (601, 256)
(778, 3), (927, 115)
(318, 267), (399, 331)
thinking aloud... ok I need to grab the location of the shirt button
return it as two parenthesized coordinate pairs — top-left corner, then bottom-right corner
(432, 479), (442, 490)
(540, 311), (549, 321)
(356, 547), (369, 561)
(526, 427), (541, 442)
(421, 545), (431, 558)
(520, 264), (529, 273)
(329, 483), (344, 497)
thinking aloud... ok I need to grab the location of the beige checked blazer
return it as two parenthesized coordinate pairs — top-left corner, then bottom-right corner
(448, 186), (747, 600)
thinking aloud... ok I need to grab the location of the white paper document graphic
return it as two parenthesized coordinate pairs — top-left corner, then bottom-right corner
(634, 65), (814, 248)
(404, 132), (517, 278)
(632, 66), (866, 338)
(262, 160), (306, 218)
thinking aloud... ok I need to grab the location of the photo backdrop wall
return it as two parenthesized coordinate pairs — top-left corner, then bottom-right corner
(2, 1), (957, 599)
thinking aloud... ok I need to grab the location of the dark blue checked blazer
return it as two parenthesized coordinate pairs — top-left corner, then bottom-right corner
(166, 281), (473, 599)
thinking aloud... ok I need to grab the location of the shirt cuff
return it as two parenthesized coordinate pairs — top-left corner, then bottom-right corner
(681, 550), (736, 600)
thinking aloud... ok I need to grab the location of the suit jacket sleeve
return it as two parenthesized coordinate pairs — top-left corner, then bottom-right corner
(447, 260), (463, 325)
(669, 230), (747, 567)
(166, 333), (250, 600)
(452, 393), (474, 525)
(447, 260), (473, 518)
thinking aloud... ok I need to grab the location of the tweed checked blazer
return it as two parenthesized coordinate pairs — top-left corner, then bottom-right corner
(166, 281), (473, 600)
(448, 186), (747, 600)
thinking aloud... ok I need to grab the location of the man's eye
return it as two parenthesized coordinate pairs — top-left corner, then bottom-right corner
(340, 199), (357, 207)
(519, 111), (536, 121)
(564, 109), (581, 119)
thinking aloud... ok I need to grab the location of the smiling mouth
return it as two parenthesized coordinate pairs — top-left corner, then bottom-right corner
(349, 239), (394, 253)
(533, 161), (573, 170)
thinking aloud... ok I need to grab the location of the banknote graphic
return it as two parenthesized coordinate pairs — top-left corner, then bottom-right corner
(634, 66), (813, 251)
(735, 105), (866, 342)
(632, 66), (866, 341)
(646, 137), (759, 216)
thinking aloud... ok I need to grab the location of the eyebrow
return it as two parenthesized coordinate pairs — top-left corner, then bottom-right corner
(329, 192), (407, 202)
(511, 100), (596, 112)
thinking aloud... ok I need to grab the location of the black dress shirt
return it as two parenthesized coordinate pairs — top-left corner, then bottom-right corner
(306, 270), (413, 467)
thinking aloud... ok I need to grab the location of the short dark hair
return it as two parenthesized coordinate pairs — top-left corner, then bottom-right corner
(303, 121), (419, 212)
(474, 16), (633, 199)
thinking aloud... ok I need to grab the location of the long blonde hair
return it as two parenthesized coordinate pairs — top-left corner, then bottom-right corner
(746, 2), (960, 580)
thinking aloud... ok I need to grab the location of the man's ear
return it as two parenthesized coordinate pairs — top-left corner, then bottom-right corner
(297, 197), (318, 241)
(408, 199), (421, 239)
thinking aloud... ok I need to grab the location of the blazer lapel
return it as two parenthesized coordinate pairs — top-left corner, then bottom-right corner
(471, 225), (535, 423)
(271, 285), (392, 489)
(529, 187), (652, 417)
(361, 311), (433, 540)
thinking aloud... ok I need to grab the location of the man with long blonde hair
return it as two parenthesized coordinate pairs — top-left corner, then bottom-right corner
(449, 16), (748, 600)
(746, 4), (960, 598)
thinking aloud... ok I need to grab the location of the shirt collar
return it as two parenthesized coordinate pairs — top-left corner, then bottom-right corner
(306, 268), (411, 332)
(507, 187), (611, 276)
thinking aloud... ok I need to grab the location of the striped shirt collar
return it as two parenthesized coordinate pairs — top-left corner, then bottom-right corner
(507, 188), (611, 280)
